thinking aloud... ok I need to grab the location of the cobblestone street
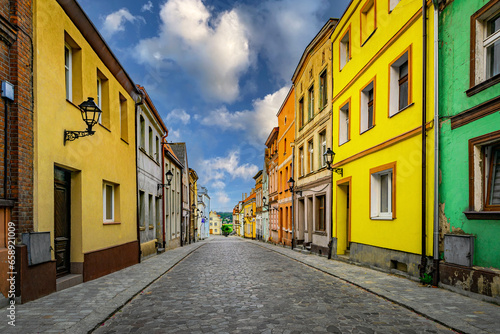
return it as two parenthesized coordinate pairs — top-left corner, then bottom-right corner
(94, 238), (453, 334)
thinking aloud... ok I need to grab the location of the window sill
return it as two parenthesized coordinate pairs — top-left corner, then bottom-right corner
(103, 221), (121, 225)
(389, 102), (415, 118)
(466, 73), (500, 97)
(361, 28), (377, 47)
(99, 123), (111, 133)
(339, 139), (350, 147)
(360, 125), (375, 135)
(464, 211), (500, 220)
(370, 216), (394, 221)
(121, 138), (129, 145)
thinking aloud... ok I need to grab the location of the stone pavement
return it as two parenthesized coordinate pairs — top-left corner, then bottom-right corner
(248, 239), (500, 334)
(0, 240), (207, 334)
(0, 236), (498, 333)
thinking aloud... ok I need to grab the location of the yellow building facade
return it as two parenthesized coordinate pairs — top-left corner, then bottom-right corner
(242, 191), (256, 239)
(330, 0), (435, 278)
(33, 0), (139, 286)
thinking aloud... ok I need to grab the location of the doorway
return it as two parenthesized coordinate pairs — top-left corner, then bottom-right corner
(54, 167), (71, 277)
(336, 177), (351, 255)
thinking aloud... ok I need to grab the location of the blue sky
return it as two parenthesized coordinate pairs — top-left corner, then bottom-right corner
(78, 0), (350, 211)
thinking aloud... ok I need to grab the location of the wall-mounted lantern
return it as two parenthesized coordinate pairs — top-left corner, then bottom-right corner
(324, 148), (343, 177)
(64, 97), (102, 145)
(157, 170), (173, 196)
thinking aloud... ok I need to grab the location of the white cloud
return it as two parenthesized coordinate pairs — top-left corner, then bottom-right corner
(134, 0), (251, 103)
(199, 86), (289, 147)
(102, 8), (143, 38)
(201, 150), (258, 185)
(212, 181), (226, 190)
(141, 1), (153, 12)
(166, 109), (191, 125)
(167, 128), (181, 141)
(215, 191), (230, 205)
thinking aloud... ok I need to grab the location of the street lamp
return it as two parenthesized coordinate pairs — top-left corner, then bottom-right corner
(157, 170), (173, 195)
(324, 148), (343, 176)
(64, 97), (102, 145)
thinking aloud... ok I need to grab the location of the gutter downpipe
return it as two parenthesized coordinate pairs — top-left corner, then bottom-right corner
(135, 95), (144, 263)
(161, 134), (168, 249)
(432, 0), (440, 287)
(291, 145), (295, 250)
(420, 0), (428, 279)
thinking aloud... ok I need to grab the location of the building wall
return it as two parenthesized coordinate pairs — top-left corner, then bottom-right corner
(277, 88), (295, 246)
(33, 0), (138, 280)
(163, 151), (182, 250)
(293, 21), (335, 253)
(137, 97), (164, 258)
(438, 0), (500, 270)
(330, 0), (435, 274)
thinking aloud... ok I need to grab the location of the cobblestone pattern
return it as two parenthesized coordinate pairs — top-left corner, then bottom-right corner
(250, 240), (500, 334)
(95, 238), (453, 334)
(0, 241), (206, 334)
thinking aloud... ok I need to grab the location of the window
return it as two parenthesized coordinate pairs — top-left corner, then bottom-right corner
(361, 0), (376, 45)
(156, 197), (161, 227)
(308, 85), (314, 121)
(64, 44), (72, 101)
(470, 0), (500, 91)
(156, 136), (160, 162)
(308, 140), (314, 173)
(299, 97), (305, 128)
(149, 127), (153, 155)
(284, 138), (287, 155)
(319, 70), (327, 108)
(389, 0), (400, 12)
(120, 93), (128, 141)
(360, 80), (375, 133)
(149, 194), (153, 228)
(316, 195), (326, 231)
(140, 115), (145, 149)
(340, 26), (351, 70)
(139, 190), (145, 227)
(389, 48), (411, 116)
(298, 146), (304, 177)
(103, 183), (115, 222)
(339, 99), (350, 145)
(469, 132), (500, 214)
(320, 131), (327, 167)
(370, 162), (396, 219)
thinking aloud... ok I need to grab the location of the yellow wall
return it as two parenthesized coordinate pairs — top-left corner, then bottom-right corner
(33, 0), (138, 262)
(331, 0), (435, 256)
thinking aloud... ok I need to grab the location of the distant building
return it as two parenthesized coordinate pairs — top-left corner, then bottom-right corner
(170, 143), (190, 246)
(163, 143), (184, 250)
(209, 211), (221, 235)
(197, 187), (210, 240)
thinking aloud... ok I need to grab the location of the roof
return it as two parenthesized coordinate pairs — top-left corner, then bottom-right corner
(56, 0), (140, 100)
(169, 143), (188, 168)
(253, 170), (263, 180)
(265, 127), (279, 147)
(137, 85), (168, 134)
(164, 143), (184, 169)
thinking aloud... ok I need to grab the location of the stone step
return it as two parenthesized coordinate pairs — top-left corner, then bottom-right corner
(56, 274), (83, 292)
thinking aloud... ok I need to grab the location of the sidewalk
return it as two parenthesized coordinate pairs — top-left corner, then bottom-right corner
(0, 240), (207, 334)
(247, 239), (500, 334)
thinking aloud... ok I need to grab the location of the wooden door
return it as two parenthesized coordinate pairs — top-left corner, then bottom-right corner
(54, 167), (71, 277)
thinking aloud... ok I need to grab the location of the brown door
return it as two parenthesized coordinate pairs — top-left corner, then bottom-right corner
(54, 167), (71, 277)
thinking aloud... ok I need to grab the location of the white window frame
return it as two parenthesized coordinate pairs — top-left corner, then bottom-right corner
(308, 140), (314, 173)
(308, 85), (314, 121)
(65, 43), (72, 101)
(103, 182), (115, 222)
(339, 101), (350, 145)
(370, 163), (395, 220)
(320, 131), (327, 167)
(473, 1), (500, 85)
(360, 80), (375, 133)
(389, 49), (410, 117)
(389, 0), (400, 12)
(340, 28), (350, 70)
(97, 76), (102, 124)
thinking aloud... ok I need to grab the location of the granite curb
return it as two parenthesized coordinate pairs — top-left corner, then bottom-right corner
(246, 239), (500, 334)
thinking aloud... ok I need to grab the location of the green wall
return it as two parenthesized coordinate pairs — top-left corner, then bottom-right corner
(439, 0), (500, 269)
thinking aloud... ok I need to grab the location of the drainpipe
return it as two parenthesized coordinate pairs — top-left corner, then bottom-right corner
(291, 145), (295, 250)
(135, 95), (144, 263)
(420, 0), (428, 278)
(432, 0), (440, 287)
(161, 134), (168, 249)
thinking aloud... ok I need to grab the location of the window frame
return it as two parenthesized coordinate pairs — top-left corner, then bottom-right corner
(339, 98), (351, 146)
(299, 97), (305, 128)
(319, 130), (327, 168)
(469, 0), (500, 95)
(360, 77), (376, 134)
(64, 43), (72, 101)
(139, 115), (145, 149)
(360, 0), (377, 46)
(319, 69), (328, 109)
(316, 194), (326, 232)
(370, 162), (396, 220)
(308, 139), (314, 174)
(308, 85), (315, 121)
(389, 45), (413, 117)
(103, 182), (115, 223)
(299, 146), (304, 177)
(339, 25), (351, 70)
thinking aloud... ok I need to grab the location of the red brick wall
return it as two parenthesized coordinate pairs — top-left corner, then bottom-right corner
(0, 0), (34, 237)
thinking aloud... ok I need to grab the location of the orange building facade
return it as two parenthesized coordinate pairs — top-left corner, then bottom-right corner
(277, 88), (295, 246)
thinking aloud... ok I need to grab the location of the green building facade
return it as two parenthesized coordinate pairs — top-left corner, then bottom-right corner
(438, 0), (500, 299)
